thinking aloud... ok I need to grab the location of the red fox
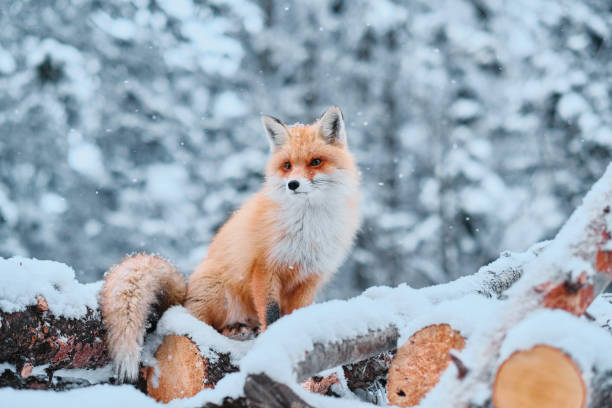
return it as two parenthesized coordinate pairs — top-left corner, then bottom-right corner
(100, 106), (361, 382)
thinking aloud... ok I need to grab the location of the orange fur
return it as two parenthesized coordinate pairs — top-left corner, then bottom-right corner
(184, 112), (360, 330)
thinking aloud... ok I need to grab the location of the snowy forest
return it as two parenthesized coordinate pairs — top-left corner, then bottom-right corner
(1, 0), (611, 298)
(2, 0), (612, 407)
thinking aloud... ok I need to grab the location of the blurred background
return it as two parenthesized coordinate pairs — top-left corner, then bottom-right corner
(0, 0), (611, 300)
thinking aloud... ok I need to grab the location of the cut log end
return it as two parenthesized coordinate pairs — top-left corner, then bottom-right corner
(387, 324), (466, 407)
(493, 345), (586, 408)
(539, 272), (595, 316)
(145, 335), (209, 403)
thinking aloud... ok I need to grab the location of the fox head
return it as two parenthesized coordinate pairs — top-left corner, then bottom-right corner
(261, 106), (359, 203)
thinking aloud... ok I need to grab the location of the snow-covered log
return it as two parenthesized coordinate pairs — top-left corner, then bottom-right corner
(0, 235), (540, 402)
(0, 258), (110, 388)
(418, 164), (612, 406)
(142, 242), (540, 403)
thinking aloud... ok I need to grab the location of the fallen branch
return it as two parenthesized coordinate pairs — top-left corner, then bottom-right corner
(295, 325), (399, 382)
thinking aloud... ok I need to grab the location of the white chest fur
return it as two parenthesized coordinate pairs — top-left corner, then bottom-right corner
(266, 173), (358, 279)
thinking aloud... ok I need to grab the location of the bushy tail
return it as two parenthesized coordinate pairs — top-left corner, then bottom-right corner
(99, 254), (186, 382)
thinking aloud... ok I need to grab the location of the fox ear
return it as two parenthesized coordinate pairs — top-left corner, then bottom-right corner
(261, 115), (290, 152)
(319, 106), (347, 146)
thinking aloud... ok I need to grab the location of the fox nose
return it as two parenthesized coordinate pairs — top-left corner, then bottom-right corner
(288, 180), (300, 191)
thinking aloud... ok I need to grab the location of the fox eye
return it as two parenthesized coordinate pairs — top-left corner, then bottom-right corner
(283, 161), (291, 170)
(310, 158), (322, 166)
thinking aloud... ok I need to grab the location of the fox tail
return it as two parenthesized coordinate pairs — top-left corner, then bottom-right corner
(99, 254), (186, 382)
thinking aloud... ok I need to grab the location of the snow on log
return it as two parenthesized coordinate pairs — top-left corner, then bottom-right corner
(387, 324), (466, 407)
(0, 258), (110, 386)
(140, 308), (252, 401)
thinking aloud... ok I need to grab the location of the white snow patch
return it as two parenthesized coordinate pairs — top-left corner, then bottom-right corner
(213, 91), (248, 119)
(40, 193), (68, 215)
(396, 295), (500, 356)
(91, 12), (138, 41)
(157, 0), (195, 20)
(53, 365), (115, 384)
(449, 99), (480, 121)
(0, 45), (16, 74)
(0, 384), (161, 408)
(0, 257), (101, 318)
(67, 142), (106, 180)
(558, 92), (590, 120)
(146, 164), (189, 203)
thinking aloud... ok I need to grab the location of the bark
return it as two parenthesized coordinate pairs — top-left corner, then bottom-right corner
(0, 301), (109, 373)
(588, 371), (612, 408)
(343, 350), (395, 404)
(243, 373), (313, 408)
(203, 373), (315, 408)
(294, 325), (399, 383)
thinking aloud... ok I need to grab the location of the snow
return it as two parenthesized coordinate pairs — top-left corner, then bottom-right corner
(67, 142), (107, 180)
(449, 99), (481, 121)
(146, 164), (189, 203)
(91, 12), (138, 41)
(0, 45), (16, 74)
(0, 385), (161, 408)
(558, 92), (590, 120)
(157, 0), (195, 20)
(40, 192), (68, 214)
(213, 91), (249, 119)
(0, 257), (101, 318)
(143, 306), (252, 366)
(53, 365), (115, 384)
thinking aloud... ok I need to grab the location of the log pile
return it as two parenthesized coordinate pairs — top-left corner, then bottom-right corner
(1, 164), (612, 406)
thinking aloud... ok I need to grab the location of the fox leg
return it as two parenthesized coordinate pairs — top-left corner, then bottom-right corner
(184, 261), (228, 330)
(281, 274), (321, 316)
(251, 263), (281, 330)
